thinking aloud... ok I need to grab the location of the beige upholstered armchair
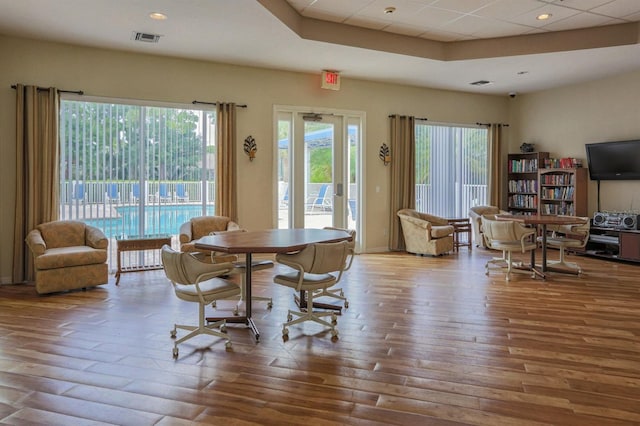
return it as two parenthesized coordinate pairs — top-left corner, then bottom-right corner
(397, 209), (454, 256)
(469, 205), (507, 248)
(25, 220), (109, 294)
(179, 216), (240, 262)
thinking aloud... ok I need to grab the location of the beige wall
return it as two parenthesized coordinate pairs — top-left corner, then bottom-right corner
(0, 34), (508, 283)
(508, 70), (640, 215)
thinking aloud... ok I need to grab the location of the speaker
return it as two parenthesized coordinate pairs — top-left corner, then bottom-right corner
(622, 214), (639, 230)
(593, 212), (607, 227)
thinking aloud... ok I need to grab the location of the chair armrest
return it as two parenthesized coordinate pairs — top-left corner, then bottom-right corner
(179, 221), (192, 244)
(517, 225), (536, 251)
(85, 225), (108, 249)
(25, 230), (46, 256)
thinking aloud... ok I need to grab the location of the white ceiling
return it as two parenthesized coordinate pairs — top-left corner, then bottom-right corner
(0, 0), (639, 95)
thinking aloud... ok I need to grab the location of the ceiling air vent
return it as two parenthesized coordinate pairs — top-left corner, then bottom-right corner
(470, 80), (493, 86)
(132, 31), (161, 43)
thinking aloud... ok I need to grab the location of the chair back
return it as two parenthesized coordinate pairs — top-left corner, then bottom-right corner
(481, 216), (519, 244)
(161, 245), (233, 286)
(323, 227), (356, 270)
(307, 241), (350, 276)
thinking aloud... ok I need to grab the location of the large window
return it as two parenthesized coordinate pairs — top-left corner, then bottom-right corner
(59, 98), (216, 265)
(415, 122), (488, 218)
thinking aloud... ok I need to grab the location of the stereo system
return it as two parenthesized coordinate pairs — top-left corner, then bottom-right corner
(593, 211), (640, 230)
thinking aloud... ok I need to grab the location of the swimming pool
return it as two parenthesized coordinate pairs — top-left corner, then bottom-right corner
(84, 204), (215, 238)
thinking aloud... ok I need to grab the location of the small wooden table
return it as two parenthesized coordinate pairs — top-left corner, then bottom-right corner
(448, 218), (472, 252)
(115, 234), (172, 285)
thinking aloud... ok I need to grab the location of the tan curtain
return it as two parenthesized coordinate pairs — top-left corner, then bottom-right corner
(215, 103), (237, 221)
(13, 85), (60, 283)
(488, 124), (504, 208)
(389, 115), (416, 251)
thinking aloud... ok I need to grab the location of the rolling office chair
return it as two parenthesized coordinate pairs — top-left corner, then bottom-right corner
(161, 245), (241, 357)
(481, 215), (537, 281)
(539, 216), (590, 275)
(273, 240), (350, 340)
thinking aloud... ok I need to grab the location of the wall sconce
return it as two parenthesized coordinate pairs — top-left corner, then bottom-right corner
(244, 135), (257, 161)
(379, 143), (391, 166)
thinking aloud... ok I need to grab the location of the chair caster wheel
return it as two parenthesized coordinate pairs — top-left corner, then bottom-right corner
(267, 301), (273, 309)
(344, 301), (349, 309)
(225, 340), (232, 349)
(211, 301), (217, 308)
(339, 290), (344, 297)
(220, 324), (227, 333)
(331, 329), (339, 340)
(282, 327), (289, 339)
(172, 347), (178, 358)
(287, 314), (293, 322)
(170, 330), (176, 338)
(233, 306), (239, 316)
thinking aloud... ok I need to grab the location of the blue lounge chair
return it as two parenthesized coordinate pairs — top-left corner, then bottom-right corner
(159, 183), (171, 203)
(175, 183), (188, 202)
(73, 183), (85, 203)
(307, 184), (331, 211)
(131, 183), (141, 203)
(106, 183), (120, 203)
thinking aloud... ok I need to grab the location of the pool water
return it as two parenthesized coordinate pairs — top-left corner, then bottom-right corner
(84, 204), (215, 238)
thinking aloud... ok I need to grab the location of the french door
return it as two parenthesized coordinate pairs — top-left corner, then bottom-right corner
(276, 108), (361, 238)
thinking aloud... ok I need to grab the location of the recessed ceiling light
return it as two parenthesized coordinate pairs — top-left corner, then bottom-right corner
(537, 13), (552, 21)
(384, 7), (396, 15)
(470, 80), (493, 86)
(517, 71), (529, 75)
(149, 12), (168, 20)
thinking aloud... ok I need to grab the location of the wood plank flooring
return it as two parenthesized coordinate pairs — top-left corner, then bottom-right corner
(1, 248), (640, 425)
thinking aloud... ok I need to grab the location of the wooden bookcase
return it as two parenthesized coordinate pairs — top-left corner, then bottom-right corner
(538, 167), (588, 216)
(507, 152), (549, 215)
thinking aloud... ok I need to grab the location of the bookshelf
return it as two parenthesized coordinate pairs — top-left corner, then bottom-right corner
(538, 167), (587, 216)
(507, 152), (549, 215)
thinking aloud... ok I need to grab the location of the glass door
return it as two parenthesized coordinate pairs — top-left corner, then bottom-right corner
(277, 111), (351, 230)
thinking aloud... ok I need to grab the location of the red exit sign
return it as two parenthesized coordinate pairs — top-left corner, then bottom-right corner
(321, 70), (341, 90)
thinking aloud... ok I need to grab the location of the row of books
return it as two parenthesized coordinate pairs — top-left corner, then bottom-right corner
(540, 187), (575, 199)
(509, 158), (538, 173)
(508, 194), (538, 209)
(540, 204), (576, 215)
(543, 157), (583, 168)
(508, 179), (537, 193)
(540, 174), (576, 185)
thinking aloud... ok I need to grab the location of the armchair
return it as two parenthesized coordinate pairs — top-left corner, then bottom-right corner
(469, 205), (507, 248)
(179, 216), (240, 263)
(25, 220), (109, 294)
(397, 209), (454, 256)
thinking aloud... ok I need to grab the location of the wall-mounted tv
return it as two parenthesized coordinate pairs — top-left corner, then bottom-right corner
(585, 139), (640, 180)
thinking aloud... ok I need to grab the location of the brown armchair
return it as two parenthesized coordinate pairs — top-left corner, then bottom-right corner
(25, 220), (109, 294)
(469, 205), (507, 248)
(179, 216), (240, 262)
(397, 209), (454, 256)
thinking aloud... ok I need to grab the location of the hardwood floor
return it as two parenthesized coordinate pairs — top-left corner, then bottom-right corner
(1, 249), (640, 425)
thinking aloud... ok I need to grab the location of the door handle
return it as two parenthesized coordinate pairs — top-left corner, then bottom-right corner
(336, 183), (343, 197)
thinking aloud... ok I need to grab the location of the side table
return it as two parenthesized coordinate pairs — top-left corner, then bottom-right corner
(447, 218), (472, 252)
(115, 234), (172, 284)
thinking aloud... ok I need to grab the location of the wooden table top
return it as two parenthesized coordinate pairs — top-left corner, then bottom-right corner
(195, 228), (352, 254)
(495, 214), (586, 226)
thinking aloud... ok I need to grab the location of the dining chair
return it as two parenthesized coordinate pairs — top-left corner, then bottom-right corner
(481, 215), (537, 281)
(161, 245), (241, 357)
(273, 240), (350, 340)
(539, 216), (590, 274)
(306, 227), (355, 309)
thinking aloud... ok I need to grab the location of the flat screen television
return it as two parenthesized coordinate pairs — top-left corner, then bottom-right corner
(585, 139), (640, 180)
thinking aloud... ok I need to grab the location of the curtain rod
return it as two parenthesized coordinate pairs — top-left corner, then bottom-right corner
(476, 122), (510, 127)
(192, 100), (247, 108)
(388, 114), (428, 120)
(11, 84), (84, 95)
